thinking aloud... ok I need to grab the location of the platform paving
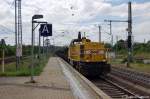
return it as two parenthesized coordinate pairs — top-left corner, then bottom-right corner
(0, 57), (75, 99)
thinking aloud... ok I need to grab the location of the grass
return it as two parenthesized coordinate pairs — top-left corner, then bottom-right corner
(0, 55), (50, 76)
(129, 63), (150, 73)
(110, 58), (150, 73)
(110, 58), (123, 64)
(134, 52), (150, 59)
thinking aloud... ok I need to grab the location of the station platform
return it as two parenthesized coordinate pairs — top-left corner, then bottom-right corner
(0, 57), (75, 99)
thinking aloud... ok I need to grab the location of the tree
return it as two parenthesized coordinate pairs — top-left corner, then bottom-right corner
(113, 39), (127, 55)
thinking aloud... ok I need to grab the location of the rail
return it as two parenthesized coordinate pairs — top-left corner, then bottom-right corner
(92, 76), (141, 99)
(0, 56), (32, 64)
(111, 67), (150, 88)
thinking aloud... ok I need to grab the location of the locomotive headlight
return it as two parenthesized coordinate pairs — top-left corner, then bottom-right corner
(98, 50), (104, 54)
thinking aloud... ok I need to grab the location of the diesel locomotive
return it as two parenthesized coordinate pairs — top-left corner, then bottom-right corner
(68, 32), (111, 76)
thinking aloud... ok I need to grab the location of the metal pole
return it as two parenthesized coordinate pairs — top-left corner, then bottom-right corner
(111, 35), (113, 47)
(116, 36), (118, 58)
(84, 32), (86, 37)
(98, 25), (101, 42)
(17, 2), (20, 64)
(43, 37), (45, 55)
(2, 49), (5, 72)
(110, 21), (113, 46)
(43, 36), (44, 55)
(53, 39), (55, 54)
(38, 29), (41, 59)
(127, 2), (132, 67)
(46, 37), (48, 57)
(31, 19), (34, 82)
(15, 0), (18, 70)
(20, 0), (23, 62)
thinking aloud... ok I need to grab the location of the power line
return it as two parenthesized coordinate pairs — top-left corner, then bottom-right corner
(104, 2), (133, 67)
(0, 25), (15, 34)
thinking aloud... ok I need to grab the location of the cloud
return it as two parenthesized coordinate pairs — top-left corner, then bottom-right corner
(0, 0), (149, 46)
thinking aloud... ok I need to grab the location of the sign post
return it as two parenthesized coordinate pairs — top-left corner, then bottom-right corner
(39, 24), (52, 37)
(39, 24), (52, 57)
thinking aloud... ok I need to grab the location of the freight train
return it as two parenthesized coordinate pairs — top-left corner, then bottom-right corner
(56, 32), (111, 76)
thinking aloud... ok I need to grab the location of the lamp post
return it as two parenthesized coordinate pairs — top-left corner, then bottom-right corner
(33, 21), (47, 59)
(1, 37), (7, 73)
(31, 14), (43, 83)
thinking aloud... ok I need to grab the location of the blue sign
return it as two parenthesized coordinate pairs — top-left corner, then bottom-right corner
(39, 24), (52, 36)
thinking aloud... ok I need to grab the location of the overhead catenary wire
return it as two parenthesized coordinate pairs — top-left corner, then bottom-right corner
(0, 25), (15, 34)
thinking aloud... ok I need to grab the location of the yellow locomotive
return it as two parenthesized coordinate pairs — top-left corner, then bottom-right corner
(68, 32), (111, 76)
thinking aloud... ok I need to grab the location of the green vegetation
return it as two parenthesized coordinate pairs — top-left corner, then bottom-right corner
(0, 42), (55, 76)
(107, 40), (150, 73)
(1, 45), (57, 57)
(130, 63), (150, 73)
(0, 44), (44, 57)
(0, 55), (50, 76)
(111, 60), (150, 73)
(112, 40), (150, 58)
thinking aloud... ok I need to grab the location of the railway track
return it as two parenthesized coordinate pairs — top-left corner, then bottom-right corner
(111, 67), (150, 88)
(91, 76), (141, 99)
(0, 56), (31, 64)
(58, 56), (150, 98)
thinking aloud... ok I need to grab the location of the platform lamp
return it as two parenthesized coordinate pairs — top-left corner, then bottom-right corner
(30, 14), (43, 83)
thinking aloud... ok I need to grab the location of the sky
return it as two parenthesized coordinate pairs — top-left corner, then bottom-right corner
(0, 0), (150, 46)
